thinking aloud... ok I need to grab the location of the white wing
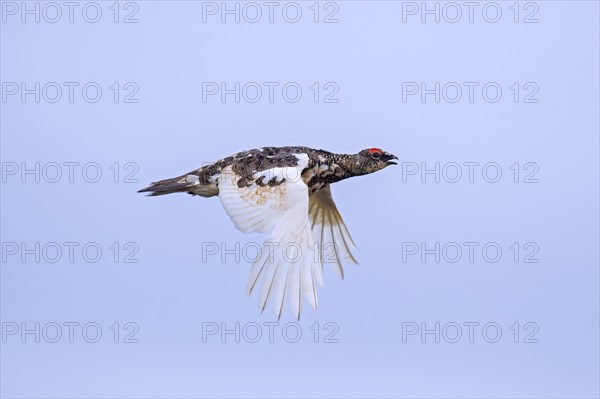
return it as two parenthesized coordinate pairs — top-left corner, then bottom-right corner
(309, 185), (358, 280)
(218, 154), (322, 320)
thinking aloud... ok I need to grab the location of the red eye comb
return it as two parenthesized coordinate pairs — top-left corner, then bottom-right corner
(368, 148), (383, 154)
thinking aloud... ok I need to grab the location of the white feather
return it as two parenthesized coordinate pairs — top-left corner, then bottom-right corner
(308, 185), (359, 280)
(219, 154), (320, 319)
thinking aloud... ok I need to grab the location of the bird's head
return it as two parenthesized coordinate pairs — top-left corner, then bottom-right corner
(354, 148), (398, 174)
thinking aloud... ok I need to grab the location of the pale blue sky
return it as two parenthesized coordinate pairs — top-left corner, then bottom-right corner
(1, 1), (599, 398)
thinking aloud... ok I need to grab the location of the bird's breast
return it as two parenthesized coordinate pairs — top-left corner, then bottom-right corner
(303, 162), (342, 194)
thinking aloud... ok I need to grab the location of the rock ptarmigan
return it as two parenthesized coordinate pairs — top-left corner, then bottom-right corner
(138, 146), (398, 319)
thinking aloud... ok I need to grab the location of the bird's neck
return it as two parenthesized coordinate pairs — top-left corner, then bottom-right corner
(326, 154), (363, 179)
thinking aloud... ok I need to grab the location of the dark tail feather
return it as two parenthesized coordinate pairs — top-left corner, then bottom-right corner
(137, 176), (198, 197)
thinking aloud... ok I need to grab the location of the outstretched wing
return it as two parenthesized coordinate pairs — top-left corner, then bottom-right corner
(309, 185), (358, 280)
(218, 154), (322, 320)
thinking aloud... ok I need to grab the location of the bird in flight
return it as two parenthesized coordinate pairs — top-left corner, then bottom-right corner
(138, 146), (398, 319)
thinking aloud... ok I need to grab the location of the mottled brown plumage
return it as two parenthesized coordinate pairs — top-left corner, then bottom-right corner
(138, 146), (398, 197)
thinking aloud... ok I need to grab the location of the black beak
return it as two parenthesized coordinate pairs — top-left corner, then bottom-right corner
(385, 154), (399, 166)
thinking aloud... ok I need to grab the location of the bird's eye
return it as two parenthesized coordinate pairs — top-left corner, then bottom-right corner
(372, 152), (381, 159)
